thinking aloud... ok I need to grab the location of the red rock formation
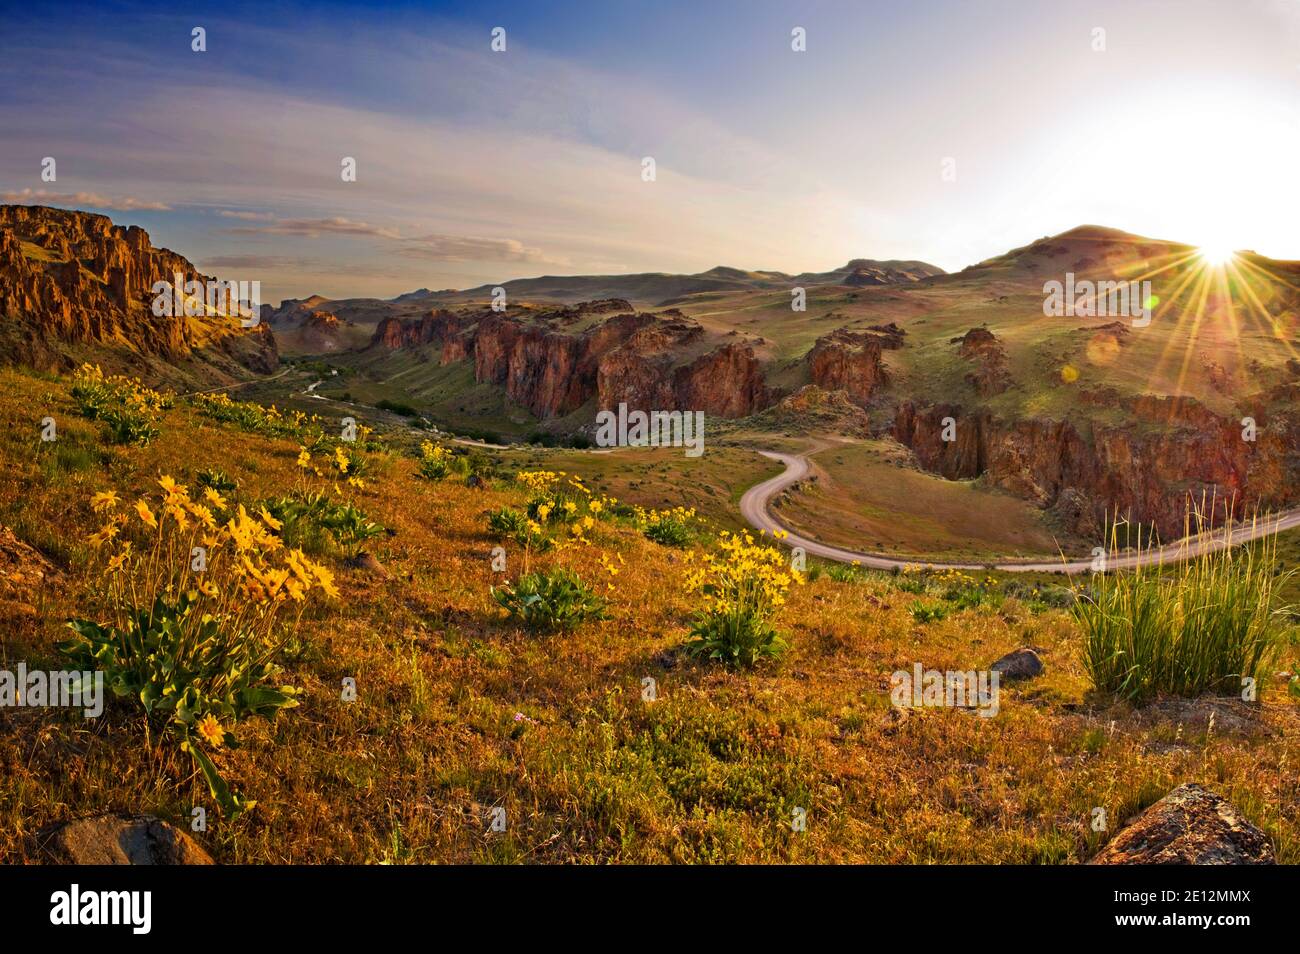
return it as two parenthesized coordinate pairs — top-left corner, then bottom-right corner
(893, 394), (1300, 540)
(951, 326), (1011, 396)
(807, 329), (891, 405)
(0, 204), (275, 373)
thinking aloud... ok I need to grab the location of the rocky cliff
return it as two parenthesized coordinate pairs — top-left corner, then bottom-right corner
(892, 392), (1300, 539)
(807, 328), (901, 405)
(0, 205), (276, 374)
(372, 302), (771, 419)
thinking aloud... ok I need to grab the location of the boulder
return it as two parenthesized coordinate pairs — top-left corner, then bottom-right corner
(1089, 783), (1275, 865)
(36, 813), (214, 865)
(989, 647), (1044, 681)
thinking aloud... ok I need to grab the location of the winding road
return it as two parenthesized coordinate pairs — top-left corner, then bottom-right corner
(740, 450), (1300, 575)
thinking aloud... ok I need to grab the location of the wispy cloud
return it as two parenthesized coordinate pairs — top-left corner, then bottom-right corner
(216, 210), (274, 221)
(1, 189), (171, 211)
(398, 233), (565, 265)
(223, 217), (402, 240)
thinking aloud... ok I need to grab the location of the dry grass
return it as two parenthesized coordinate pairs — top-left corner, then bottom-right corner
(0, 366), (1297, 864)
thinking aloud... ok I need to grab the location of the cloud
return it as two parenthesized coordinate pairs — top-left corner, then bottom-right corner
(201, 254), (313, 270)
(398, 233), (565, 265)
(0, 189), (171, 211)
(223, 216), (402, 239)
(216, 210), (274, 221)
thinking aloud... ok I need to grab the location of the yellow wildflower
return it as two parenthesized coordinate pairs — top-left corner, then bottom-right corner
(195, 714), (225, 748)
(134, 500), (158, 529)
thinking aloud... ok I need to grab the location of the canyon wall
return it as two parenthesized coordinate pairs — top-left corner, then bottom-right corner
(0, 204), (276, 373)
(893, 391), (1300, 539)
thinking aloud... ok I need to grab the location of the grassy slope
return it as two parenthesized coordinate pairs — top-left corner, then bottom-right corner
(494, 444), (783, 533)
(4, 364), (1298, 864)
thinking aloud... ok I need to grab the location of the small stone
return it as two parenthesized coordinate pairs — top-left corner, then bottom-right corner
(344, 551), (389, 578)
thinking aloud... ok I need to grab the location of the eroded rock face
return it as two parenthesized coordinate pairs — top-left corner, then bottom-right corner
(807, 330), (890, 405)
(1089, 783), (1274, 865)
(36, 813), (214, 865)
(952, 327), (1010, 397)
(373, 301), (772, 420)
(0, 205), (276, 373)
(892, 393), (1300, 540)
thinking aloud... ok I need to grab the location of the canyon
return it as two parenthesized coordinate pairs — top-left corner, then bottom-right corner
(2, 208), (1297, 542)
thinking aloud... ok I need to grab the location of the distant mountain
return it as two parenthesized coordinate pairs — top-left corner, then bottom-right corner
(390, 258), (946, 307)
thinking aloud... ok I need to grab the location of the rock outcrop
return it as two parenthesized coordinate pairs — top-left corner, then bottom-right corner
(0, 205), (276, 374)
(953, 327), (1011, 397)
(892, 394), (1300, 540)
(1089, 783), (1274, 865)
(807, 329), (892, 405)
(372, 302), (772, 420)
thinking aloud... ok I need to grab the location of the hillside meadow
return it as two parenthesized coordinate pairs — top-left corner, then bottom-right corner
(1, 365), (1298, 864)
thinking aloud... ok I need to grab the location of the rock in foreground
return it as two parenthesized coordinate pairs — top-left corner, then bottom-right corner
(989, 647), (1044, 680)
(36, 813), (214, 865)
(1089, 783), (1274, 865)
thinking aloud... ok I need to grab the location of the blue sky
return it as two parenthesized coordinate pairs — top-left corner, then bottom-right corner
(2, 0), (1298, 303)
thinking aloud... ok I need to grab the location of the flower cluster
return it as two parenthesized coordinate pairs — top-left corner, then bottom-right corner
(516, 471), (616, 548)
(88, 475), (339, 606)
(297, 444), (366, 490)
(191, 390), (321, 439)
(417, 440), (456, 480)
(633, 505), (696, 547)
(71, 364), (172, 445)
(681, 531), (803, 666)
(684, 531), (801, 616)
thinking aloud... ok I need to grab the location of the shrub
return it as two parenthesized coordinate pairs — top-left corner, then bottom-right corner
(71, 364), (168, 446)
(908, 599), (949, 623)
(416, 440), (455, 480)
(190, 390), (319, 440)
(514, 471), (612, 547)
(634, 506), (696, 547)
(1075, 512), (1295, 701)
(62, 478), (338, 816)
(491, 567), (608, 632)
(827, 562), (867, 583)
(376, 398), (419, 417)
(486, 506), (551, 551)
(197, 468), (238, 493)
(682, 531), (802, 666)
(264, 492), (385, 557)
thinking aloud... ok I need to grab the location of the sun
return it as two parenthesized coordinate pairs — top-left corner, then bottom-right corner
(1197, 243), (1237, 266)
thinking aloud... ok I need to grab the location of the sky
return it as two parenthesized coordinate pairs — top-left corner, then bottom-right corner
(1, 0), (1298, 304)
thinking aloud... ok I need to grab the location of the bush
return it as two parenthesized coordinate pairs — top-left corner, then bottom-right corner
(486, 506), (551, 551)
(376, 398), (419, 417)
(1075, 512), (1295, 701)
(634, 506), (696, 548)
(197, 468), (238, 493)
(491, 567), (608, 632)
(190, 390), (320, 440)
(264, 492), (385, 556)
(416, 441), (454, 480)
(71, 364), (168, 446)
(908, 599), (949, 624)
(682, 531), (801, 666)
(827, 562), (867, 583)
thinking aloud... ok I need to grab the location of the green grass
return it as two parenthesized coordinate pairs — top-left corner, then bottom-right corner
(1075, 512), (1298, 700)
